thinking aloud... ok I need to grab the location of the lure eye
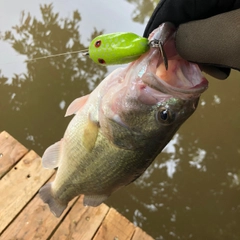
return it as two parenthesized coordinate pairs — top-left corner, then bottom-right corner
(157, 107), (175, 124)
(98, 58), (106, 64)
(95, 40), (101, 48)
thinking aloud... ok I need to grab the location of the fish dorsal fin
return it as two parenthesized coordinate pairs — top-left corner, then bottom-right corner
(82, 117), (99, 152)
(83, 194), (109, 207)
(65, 94), (89, 117)
(42, 140), (62, 169)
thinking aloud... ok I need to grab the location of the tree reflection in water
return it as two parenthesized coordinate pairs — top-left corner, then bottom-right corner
(126, 0), (159, 24)
(101, 1), (240, 239)
(0, 4), (107, 153)
(0, 2), (240, 240)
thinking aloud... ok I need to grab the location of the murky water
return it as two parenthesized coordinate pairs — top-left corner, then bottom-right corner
(1, 1), (240, 239)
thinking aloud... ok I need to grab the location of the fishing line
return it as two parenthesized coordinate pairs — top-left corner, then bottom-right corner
(26, 49), (89, 62)
(0, 49), (89, 65)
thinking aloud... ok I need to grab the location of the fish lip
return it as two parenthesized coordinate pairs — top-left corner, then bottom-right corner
(140, 23), (208, 98)
(142, 48), (208, 98)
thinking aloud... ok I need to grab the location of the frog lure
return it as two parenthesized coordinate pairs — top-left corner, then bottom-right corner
(85, 24), (172, 70)
(23, 25), (170, 69)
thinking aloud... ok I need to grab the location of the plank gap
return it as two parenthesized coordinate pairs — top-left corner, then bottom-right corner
(47, 196), (80, 240)
(91, 207), (111, 240)
(93, 208), (136, 240)
(0, 131), (29, 179)
(1, 169), (56, 235)
(0, 150), (54, 234)
(51, 196), (110, 240)
(0, 131), (154, 240)
(0, 175), (76, 239)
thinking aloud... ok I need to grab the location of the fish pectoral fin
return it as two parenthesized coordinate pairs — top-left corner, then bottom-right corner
(65, 94), (89, 117)
(82, 117), (99, 152)
(39, 183), (67, 218)
(42, 140), (62, 169)
(83, 194), (109, 207)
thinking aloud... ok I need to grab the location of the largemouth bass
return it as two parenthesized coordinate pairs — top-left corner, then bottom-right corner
(39, 23), (208, 217)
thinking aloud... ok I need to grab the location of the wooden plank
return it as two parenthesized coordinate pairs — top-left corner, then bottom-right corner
(93, 208), (135, 240)
(51, 196), (110, 240)
(0, 131), (154, 240)
(0, 150), (54, 234)
(0, 131), (28, 178)
(0, 190), (78, 240)
(132, 227), (154, 240)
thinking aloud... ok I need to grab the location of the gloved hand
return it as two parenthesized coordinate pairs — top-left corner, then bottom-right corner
(143, 0), (240, 79)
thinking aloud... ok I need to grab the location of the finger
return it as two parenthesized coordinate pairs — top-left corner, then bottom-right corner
(143, 0), (240, 38)
(176, 9), (240, 77)
(199, 65), (231, 80)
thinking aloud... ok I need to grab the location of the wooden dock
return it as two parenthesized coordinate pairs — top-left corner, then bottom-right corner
(0, 131), (153, 240)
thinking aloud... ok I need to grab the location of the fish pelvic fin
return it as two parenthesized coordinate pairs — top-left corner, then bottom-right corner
(42, 140), (62, 169)
(65, 94), (89, 117)
(39, 183), (67, 218)
(83, 194), (109, 207)
(82, 117), (99, 152)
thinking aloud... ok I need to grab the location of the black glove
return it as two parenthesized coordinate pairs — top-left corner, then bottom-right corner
(144, 0), (240, 79)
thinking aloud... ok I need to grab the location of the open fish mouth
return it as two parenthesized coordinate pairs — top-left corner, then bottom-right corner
(140, 23), (209, 98)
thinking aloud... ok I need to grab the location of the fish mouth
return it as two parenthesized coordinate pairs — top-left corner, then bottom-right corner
(139, 24), (208, 98)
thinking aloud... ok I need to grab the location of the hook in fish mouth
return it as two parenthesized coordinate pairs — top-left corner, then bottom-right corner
(142, 50), (208, 97)
(148, 22), (177, 71)
(149, 39), (168, 71)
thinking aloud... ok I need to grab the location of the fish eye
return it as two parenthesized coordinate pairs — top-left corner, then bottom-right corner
(95, 40), (101, 48)
(98, 58), (106, 64)
(160, 109), (168, 121)
(157, 107), (174, 124)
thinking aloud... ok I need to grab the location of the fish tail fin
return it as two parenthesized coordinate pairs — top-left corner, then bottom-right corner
(39, 183), (67, 218)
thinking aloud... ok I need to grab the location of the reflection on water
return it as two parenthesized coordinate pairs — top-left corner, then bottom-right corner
(1, 1), (240, 240)
(110, 73), (240, 240)
(126, 0), (159, 23)
(0, 3), (107, 153)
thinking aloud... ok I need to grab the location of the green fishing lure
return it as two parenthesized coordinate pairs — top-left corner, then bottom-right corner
(88, 32), (149, 65)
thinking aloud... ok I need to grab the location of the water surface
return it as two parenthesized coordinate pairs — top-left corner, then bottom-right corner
(0, 1), (240, 239)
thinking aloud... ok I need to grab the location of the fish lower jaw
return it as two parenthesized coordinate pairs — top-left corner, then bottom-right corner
(150, 57), (209, 96)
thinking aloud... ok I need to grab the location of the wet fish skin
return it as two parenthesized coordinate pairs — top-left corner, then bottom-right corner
(39, 23), (208, 217)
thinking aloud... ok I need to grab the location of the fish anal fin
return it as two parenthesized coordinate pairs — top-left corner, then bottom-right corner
(82, 117), (99, 152)
(83, 194), (109, 207)
(42, 140), (62, 169)
(65, 94), (89, 117)
(39, 183), (67, 218)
